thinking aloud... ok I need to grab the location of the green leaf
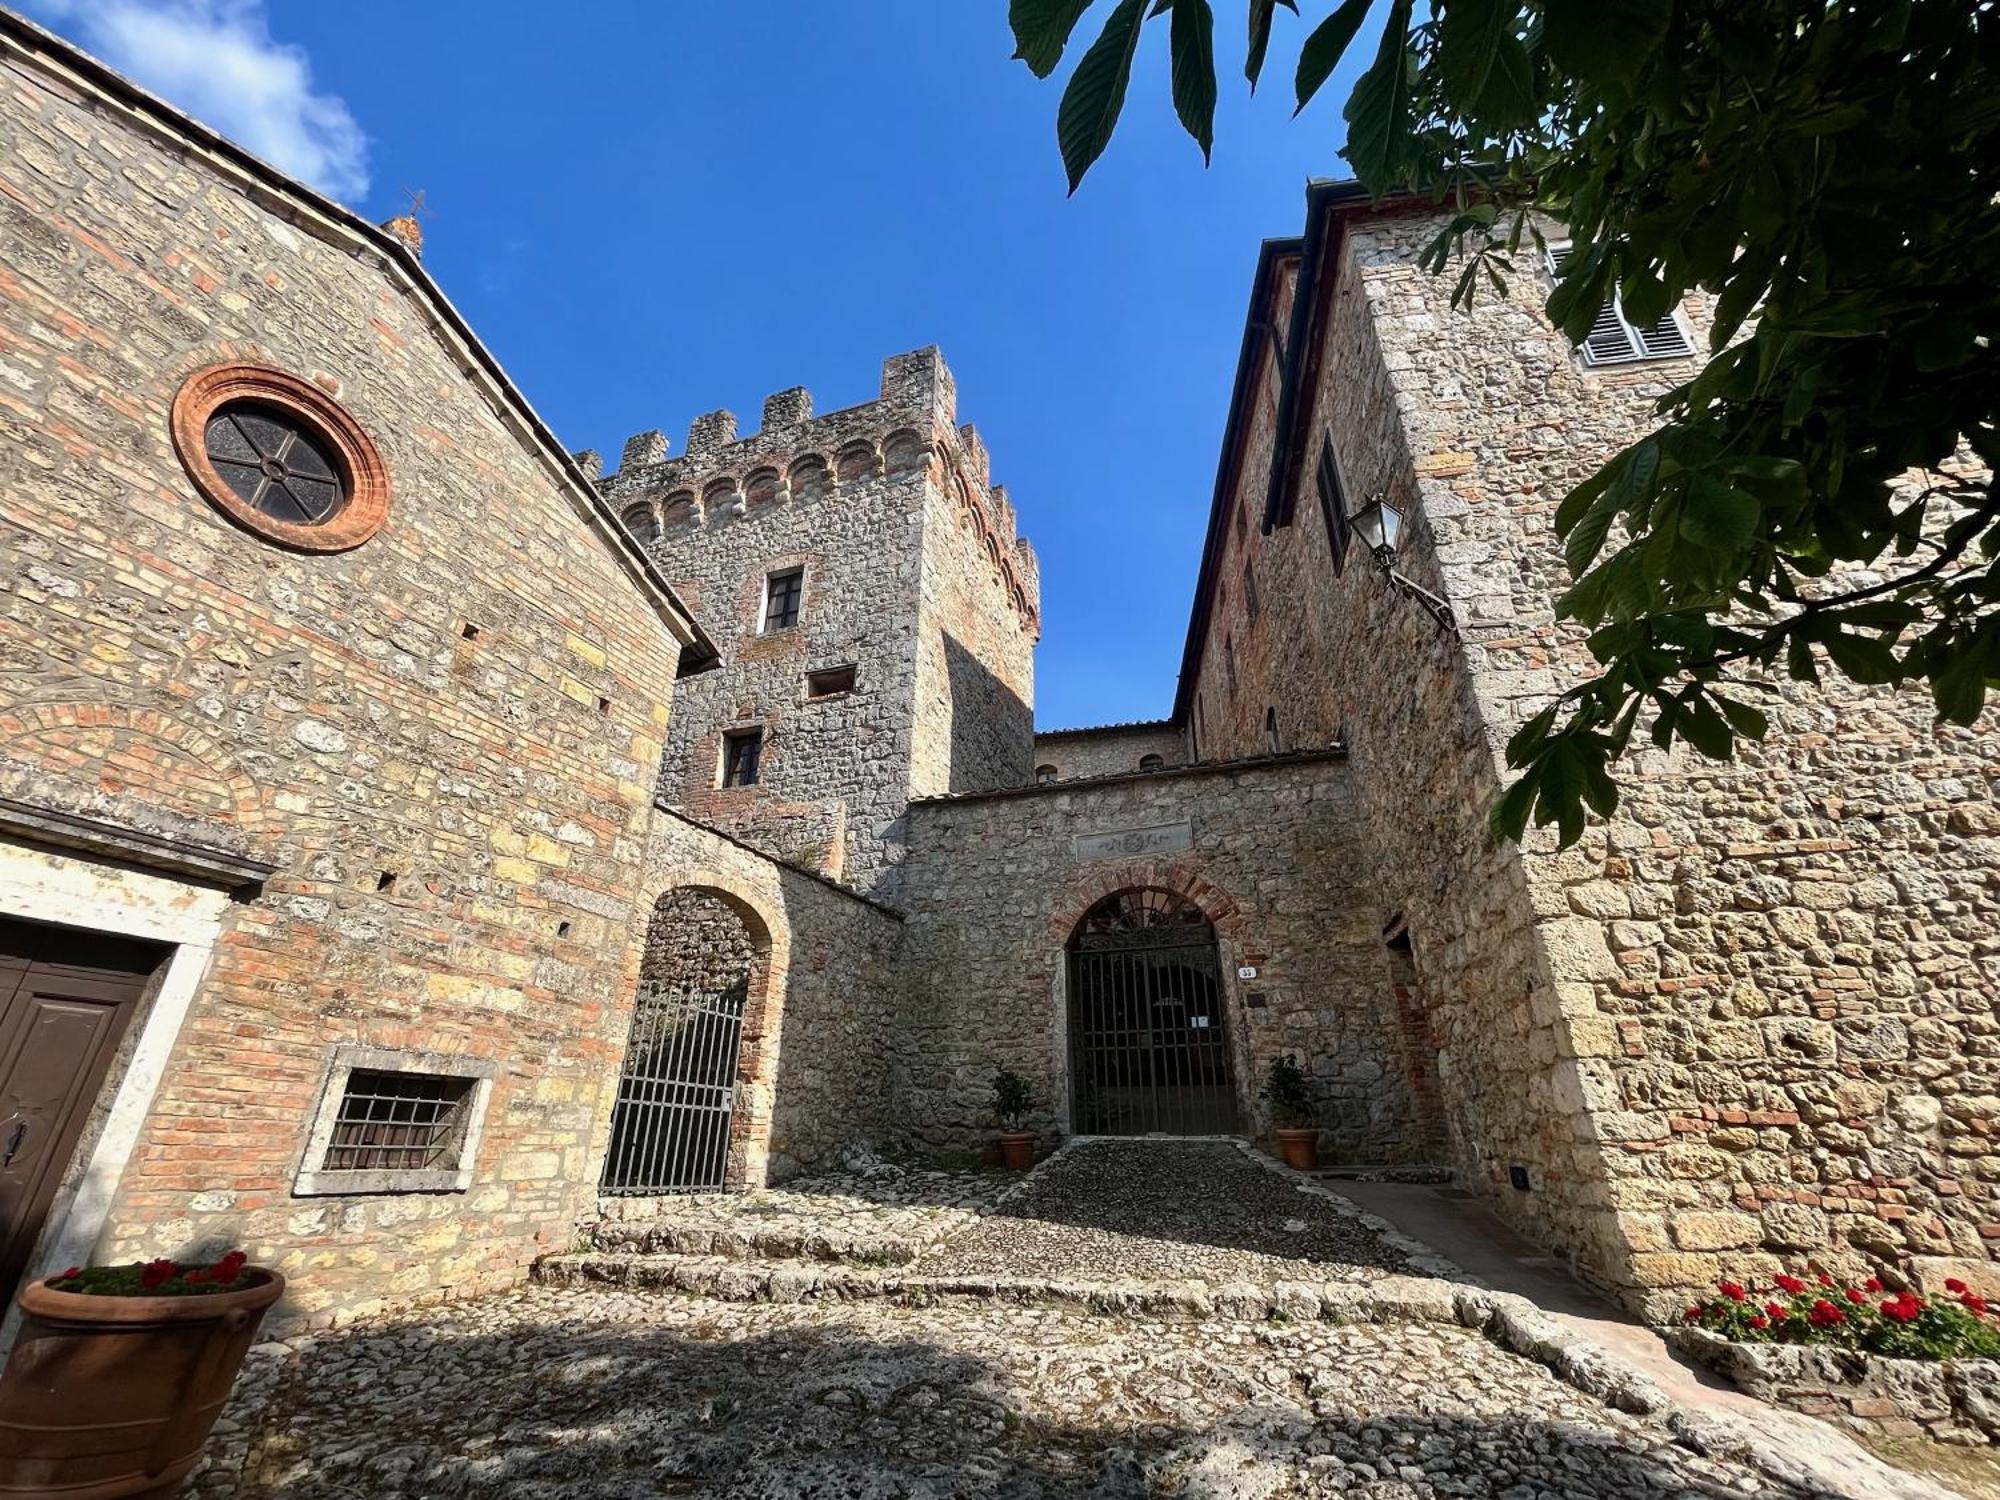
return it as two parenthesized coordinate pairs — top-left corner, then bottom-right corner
(1677, 694), (1734, 759)
(1056, 0), (1150, 193)
(1340, 0), (1415, 191)
(1542, 0), (1668, 82)
(1012, 0), (1098, 77)
(1716, 697), (1769, 740)
(1931, 633), (1994, 726)
(1477, 33), (1536, 125)
(1910, 319), (1977, 372)
(1169, 0), (1217, 161)
(1295, 0), (1374, 113)
(1678, 474), (1760, 550)
(1246, 0), (1298, 90)
(1822, 629), (1900, 686)
(1490, 765), (1540, 841)
(1438, 0), (1508, 111)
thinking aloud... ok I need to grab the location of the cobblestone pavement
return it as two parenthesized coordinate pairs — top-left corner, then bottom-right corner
(592, 1153), (1006, 1262)
(199, 1284), (1821, 1499)
(917, 1139), (1421, 1286)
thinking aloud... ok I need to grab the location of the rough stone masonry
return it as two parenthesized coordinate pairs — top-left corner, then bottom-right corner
(0, 9), (1991, 1340)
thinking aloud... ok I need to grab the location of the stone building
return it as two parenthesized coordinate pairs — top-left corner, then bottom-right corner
(0, 13), (1992, 1335)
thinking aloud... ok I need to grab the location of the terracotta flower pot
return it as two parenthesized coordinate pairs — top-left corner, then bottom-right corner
(1274, 1127), (1319, 1172)
(997, 1130), (1037, 1171)
(0, 1267), (284, 1499)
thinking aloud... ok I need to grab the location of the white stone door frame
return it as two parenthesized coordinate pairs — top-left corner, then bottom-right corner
(0, 840), (229, 1350)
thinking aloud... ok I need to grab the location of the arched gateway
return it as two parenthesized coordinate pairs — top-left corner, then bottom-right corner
(601, 887), (767, 1194)
(1066, 889), (1237, 1135)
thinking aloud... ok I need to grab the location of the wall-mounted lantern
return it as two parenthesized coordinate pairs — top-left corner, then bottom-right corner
(1351, 492), (1455, 634)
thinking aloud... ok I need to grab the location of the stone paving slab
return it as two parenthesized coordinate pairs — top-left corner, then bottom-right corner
(196, 1284), (1820, 1499)
(915, 1138), (1427, 1287)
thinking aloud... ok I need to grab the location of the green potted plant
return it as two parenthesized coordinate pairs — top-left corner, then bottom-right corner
(1262, 1053), (1320, 1170)
(0, 1250), (284, 1498)
(992, 1067), (1037, 1170)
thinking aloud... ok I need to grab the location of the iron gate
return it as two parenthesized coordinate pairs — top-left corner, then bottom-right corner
(600, 976), (746, 1194)
(1067, 891), (1237, 1135)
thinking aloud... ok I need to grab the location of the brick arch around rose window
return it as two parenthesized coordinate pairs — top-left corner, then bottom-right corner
(0, 702), (269, 834)
(604, 871), (791, 1193)
(1042, 858), (1255, 1137)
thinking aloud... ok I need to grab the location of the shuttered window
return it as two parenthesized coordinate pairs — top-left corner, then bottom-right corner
(1547, 246), (1694, 366)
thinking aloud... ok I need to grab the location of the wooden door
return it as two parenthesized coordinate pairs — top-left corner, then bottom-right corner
(0, 917), (164, 1303)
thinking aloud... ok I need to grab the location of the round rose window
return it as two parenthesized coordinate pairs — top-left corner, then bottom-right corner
(202, 403), (348, 525)
(171, 364), (390, 552)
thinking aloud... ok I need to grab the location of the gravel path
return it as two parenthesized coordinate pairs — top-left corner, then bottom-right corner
(917, 1138), (1417, 1286)
(198, 1283), (1816, 1499)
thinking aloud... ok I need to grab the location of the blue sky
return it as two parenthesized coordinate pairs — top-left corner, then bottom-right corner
(24, 2), (1366, 728)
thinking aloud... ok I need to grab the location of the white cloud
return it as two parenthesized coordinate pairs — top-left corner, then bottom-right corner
(25, 0), (369, 200)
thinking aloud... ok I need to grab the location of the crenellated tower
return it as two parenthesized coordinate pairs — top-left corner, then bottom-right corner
(594, 347), (1038, 897)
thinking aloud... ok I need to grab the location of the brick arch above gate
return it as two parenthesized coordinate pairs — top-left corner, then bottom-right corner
(1045, 857), (1248, 950)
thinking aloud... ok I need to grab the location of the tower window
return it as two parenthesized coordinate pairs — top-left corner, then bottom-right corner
(806, 664), (857, 698)
(721, 728), (763, 788)
(1138, 754), (1165, 772)
(762, 568), (804, 632)
(1265, 707), (1281, 755)
(1317, 437), (1349, 574)
(1546, 245), (1695, 365)
(621, 503), (660, 546)
(1035, 764), (1058, 784)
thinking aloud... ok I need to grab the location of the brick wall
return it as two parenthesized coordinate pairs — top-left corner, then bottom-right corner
(0, 37), (689, 1329)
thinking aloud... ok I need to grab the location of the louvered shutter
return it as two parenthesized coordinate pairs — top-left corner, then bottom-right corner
(1547, 246), (1689, 366)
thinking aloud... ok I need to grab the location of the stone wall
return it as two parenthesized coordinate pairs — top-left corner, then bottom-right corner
(1033, 723), (1190, 782)
(615, 350), (1037, 897)
(638, 810), (905, 1185)
(1673, 1329), (2000, 1446)
(896, 752), (1436, 1163)
(0, 34), (692, 1330)
(1193, 193), (2000, 1316)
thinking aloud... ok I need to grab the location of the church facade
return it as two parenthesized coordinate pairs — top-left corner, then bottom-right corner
(0, 12), (1992, 1335)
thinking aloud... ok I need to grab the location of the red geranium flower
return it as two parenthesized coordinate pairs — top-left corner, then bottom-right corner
(1963, 1293), (1989, 1315)
(1882, 1298), (1921, 1324)
(1774, 1274), (1806, 1295)
(1845, 1287), (1867, 1305)
(1684, 1305), (1704, 1322)
(1719, 1281), (1747, 1302)
(137, 1258), (178, 1290)
(1946, 1278), (1969, 1295)
(1748, 1314), (1769, 1330)
(1816, 1271), (1834, 1288)
(1864, 1277), (1883, 1293)
(59, 1267), (80, 1280)
(1765, 1302), (1787, 1321)
(1809, 1299), (1846, 1326)
(212, 1249), (249, 1283)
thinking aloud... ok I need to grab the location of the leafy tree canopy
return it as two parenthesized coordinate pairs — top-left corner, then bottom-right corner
(1010, 0), (1998, 848)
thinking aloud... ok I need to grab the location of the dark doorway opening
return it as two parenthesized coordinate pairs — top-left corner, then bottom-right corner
(0, 916), (168, 1303)
(1067, 890), (1237, 1136)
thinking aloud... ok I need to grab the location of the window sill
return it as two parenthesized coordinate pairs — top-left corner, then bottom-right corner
(293, 1167), (473, 1196)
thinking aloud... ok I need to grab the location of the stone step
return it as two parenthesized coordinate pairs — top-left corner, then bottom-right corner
(584, 1218), (928, 1266)
(533, 1250), (1467, 1328)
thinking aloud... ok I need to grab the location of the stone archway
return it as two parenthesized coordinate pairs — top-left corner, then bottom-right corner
(601, 886), (772, 1194)
(1065, 888), (1237, 1136)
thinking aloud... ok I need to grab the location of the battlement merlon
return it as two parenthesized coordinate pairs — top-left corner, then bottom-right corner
(601, 347), (961, 499)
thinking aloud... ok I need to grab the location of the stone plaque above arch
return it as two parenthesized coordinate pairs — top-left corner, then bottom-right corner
(170, 363), (391, 553)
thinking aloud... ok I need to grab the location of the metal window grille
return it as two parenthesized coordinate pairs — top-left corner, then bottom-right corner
(1548, 246), (1695, 366)
(322, 1069), (475, 1173)
(722, 729), (762, 787)
(1316, 438), (1349, 573)
(763, 569), (803, 631)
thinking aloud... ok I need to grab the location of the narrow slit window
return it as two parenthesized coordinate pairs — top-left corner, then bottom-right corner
(1243, 561), (1260, 621)
(806, 665), (857, 699)
(762, 568), (804, 632)
(1224, 633), (1238, 695)
(722, 728), (763, 788)
(1265, 707), (1281, 755)
(1316, 437), (1349, 573)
